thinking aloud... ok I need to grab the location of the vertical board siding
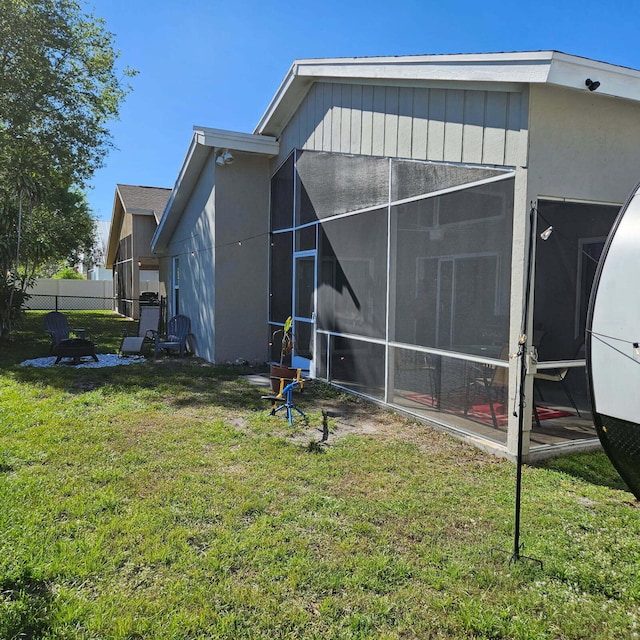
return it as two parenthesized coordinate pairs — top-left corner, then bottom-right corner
(462, 90), (486, 164)
(483, 92), (508, 165)
(443, 89), (464, 163)
(322, 84), (333, 150)
(505, 92), (526, 166)
(331, 84), (342, 151)
(361, 85), (374, 155)
(314, 83), (325, 150)
(383, 86), (399, 157)
(340, 84), (352, 153)
(350, 84), (363, 154)
(372, 86), (386, 156)
(398, 87), (414, 157)
(275, 81), (527, 169)
(427, 89), (446, 161)
(411, 88), (429, 160)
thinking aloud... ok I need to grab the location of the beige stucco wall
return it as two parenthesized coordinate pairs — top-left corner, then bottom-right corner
(527, 84), (640, 204)
(212, 152), (271, 364)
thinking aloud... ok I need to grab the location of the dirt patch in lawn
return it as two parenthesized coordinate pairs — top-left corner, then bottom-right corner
(291, 393), (458, 457)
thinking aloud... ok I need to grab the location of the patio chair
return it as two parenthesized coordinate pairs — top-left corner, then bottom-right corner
(119, 305), (161, 356)
(533, 340), (582, 419)
(534, 368), (581, 418)
(44, 311), (87, 350)
(153, 314), (194, 358)
(464, 346), (510, 429)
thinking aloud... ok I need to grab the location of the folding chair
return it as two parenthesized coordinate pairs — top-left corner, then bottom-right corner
(119, 305), (161, 357)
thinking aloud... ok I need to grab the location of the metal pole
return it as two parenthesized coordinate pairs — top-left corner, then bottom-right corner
(512, 336), (528, 561)
(510, 204), (541, 566)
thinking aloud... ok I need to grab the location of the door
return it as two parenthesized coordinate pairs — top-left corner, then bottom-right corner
(292, 251), (316, 374)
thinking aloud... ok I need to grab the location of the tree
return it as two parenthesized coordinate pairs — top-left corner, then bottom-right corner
(53, 267), (84, 280)
(19, 187), (96, 281)
(0, 0), (135, 336)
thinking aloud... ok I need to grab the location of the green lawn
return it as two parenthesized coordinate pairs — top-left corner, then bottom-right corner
(0, 311), (639, 639)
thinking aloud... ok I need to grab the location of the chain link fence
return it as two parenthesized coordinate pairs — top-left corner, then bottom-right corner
(27, 294), (114, 311)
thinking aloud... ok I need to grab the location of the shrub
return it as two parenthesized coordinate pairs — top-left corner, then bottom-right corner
(52, 267), (84, 280)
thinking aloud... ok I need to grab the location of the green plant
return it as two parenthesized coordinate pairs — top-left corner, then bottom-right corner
(271, 315), (294, 365)
(52, 267), (84, 280)
(0, 276), (29, 337)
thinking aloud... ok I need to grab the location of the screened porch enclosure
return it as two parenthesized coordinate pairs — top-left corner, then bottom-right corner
(532, 199), (621, 428)
(269, 149), (606, 451)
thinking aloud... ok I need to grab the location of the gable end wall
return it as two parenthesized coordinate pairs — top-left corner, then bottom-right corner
(273, 81), (529, 170)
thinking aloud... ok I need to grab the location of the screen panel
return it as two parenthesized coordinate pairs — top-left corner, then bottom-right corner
(318, 208), (388, 339)
(297, 150), (389, 222)
(391, 159), (507, 202)
(390, 346), (508, 445)
(271, 153), (294, 231)
(534, 199), (620, 361)
(269, 231), (292, 323)
(329, 336), (386, 400)
(392, 178), (514, 353)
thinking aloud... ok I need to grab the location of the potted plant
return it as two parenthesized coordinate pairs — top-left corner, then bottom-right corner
(270, 316), (299, 392)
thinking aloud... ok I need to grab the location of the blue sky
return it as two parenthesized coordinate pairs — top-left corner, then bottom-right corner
(87, 0), (640, 221)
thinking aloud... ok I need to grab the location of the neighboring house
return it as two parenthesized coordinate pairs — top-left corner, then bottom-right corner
(87, 220), (112, 281)
(151, 51), (640, 461)
(106, 184), (171, 319)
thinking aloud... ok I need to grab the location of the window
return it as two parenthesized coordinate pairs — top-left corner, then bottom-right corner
(172, 256), (180, 315)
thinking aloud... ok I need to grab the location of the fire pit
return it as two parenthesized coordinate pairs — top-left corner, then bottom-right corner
(54, 338), (98, 365)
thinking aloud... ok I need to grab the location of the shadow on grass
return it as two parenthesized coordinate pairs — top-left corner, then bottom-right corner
(10, 357), (269, 412)
(0, 310), (276, 410)
(536, 450), (631, 493)
(0, 571), (55, 638)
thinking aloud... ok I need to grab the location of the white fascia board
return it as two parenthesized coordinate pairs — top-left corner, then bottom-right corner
(151, 128), (279, 253)
(293, 54), (553, 84)
(194, 126), (279, 156)
(254, 61), (311, 136)
(255, 52), (554, 135)
(105, 186), (125, 268)
(547, 52), (640, 102)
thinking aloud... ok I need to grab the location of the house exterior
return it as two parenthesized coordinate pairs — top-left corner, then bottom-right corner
(151, 51), (640, 461)
(87, 220), (111, 281)
(106, 184), (171, 318)
(151, 129), (279, 363)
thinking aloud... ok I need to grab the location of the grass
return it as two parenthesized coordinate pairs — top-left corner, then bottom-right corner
(0, 310), (639, 639)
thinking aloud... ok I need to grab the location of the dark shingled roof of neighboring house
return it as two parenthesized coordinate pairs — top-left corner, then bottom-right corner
(116, 184), (172, 220)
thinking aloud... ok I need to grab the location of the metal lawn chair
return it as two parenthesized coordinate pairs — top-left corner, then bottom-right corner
(153, 314), (194, 357)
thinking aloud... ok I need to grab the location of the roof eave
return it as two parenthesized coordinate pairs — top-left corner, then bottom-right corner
(255, 51), (640, 137)
(105, 185), (125, 269)
(151, 128), (279, 254)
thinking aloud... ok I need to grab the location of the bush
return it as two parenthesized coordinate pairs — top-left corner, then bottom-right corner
(0, 279), (30, 337)
(52, 267), (84, 280)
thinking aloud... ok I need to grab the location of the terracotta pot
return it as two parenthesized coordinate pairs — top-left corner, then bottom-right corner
(270, 364), (299, 393)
